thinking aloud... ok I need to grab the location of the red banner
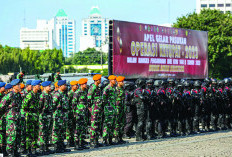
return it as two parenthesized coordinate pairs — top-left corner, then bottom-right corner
(113, 20), (208, 79)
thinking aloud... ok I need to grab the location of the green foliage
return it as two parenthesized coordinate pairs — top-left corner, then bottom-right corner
(0, 46), (64, 74)
(65, 48), (108, 65)
(173, 9), (232, 79)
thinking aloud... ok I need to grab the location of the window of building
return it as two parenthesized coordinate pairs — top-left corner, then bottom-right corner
(84, 30), (87, 32)
(209, 4), (215, 7)
(226, 4), (231, 7)
(90, 20), (94, 23)
(201, 4), (207, 8)
(68, 38), (73, 40)
(68, 22), (72, 24)
(68, 35), (73, 37)
(84, 23), (87, 26)
(84, 27), (87, 29)
(84, 33), (87, 35)
(218, 4), (224, 7)
(68, 25), (72, 27)
(68, 28), (72, 30)
(220, 11), (224, 13)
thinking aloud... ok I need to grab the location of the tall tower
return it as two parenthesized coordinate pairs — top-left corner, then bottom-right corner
(54, 9), (76, 57)
(79, 6), (109, 53)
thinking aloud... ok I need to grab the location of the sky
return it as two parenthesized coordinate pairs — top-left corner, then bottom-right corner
(0, 0), (196, 51)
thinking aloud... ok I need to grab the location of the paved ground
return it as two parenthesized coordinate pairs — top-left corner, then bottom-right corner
(45, 130), (232, 157)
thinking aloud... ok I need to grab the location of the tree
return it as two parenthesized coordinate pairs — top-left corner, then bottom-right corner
(173, 9), (232, 79)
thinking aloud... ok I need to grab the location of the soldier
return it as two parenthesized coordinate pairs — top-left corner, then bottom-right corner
(52, 80), (71, 153)
(209, 79), (219, 131)
(4, 84), (12, 95)
(182, 81), (193, 135)
(22, 80), (41, 157)
(20, 80), (32, 154)
(191, 80), (202, 133)
(145, 79), (154, 140)
(38, 81), (54, 155)
(166, 79), (178, 137)
(66, 80), (79, 147)
(156, 80), (169, 138)
(114, 76), (126, 144)
(134, 79), (150, 141)
(201, 80), (211, 132)
(0, 82), (6, 155)
(102, 75), (117, 145)
(54, 71), (61, 83)
(124, 81), (136, 139)
(17, 71), (25, 83)
(87, 74), (103, 148)
(72, 78), (88, 150)
(223, 78), (232, 129)
(0, 79), (22, 157)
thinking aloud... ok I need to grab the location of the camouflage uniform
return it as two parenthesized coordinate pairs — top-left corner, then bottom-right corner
(0, 93), (6, 153)
(72, 88), (88, 147)
(38, 91), (53, 150)
(22, 91), (40, 150)
(52, 90), (69, 149)
(102, 84), (117, 143)
(114, 86), (125, 140)
(0, 91), (22, 154)
(66, 89), (75, 146)
(87, 84), (102, 144)
(20, 89), (29, 150)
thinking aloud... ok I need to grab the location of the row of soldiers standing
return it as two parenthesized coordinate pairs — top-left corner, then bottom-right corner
(123, 78), (232, 141)
(0, 74), (127, 157)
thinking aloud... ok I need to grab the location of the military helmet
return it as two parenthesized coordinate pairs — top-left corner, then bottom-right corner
(154, 80), (161, 87)
(124, 81), (135, 90)
(146, 79), (154, 84)
(135, 78), (146, 87)
(194, 80), (201, 87)
(211, 78), (217, 84)
(224, 78), (231, 84)
(184, 80), (190, 87)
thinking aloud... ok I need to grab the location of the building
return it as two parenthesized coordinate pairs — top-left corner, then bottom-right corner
(20, 28), (50, 50)
(196, 0), (232, 13)
(79, 6), (109, 53)
(20, 9), (76, 57)
(54, 9), (76, 57)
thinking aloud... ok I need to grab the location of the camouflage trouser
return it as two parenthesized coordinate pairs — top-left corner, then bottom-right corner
(89, 105), (101, 140)
(26, 113), (39, 149)
(114, 109), (125, 137)
(52, 114), (65, 144)
(38, 114), (52, 147)
(66, 111), (75, 142)
(74, 112), (86, 143)
(0, 117), (6, 150)
(103, 106), (115, 138)
(6, 118), (20, 152)
(20, 115), (26, 148)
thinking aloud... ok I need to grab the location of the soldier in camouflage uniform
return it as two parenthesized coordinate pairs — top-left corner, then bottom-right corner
(38, 81), (54, 155)
(102, 75), (117, 145)
(87, 74), (102, 148)
(114, 76), (126, 144)
(20, 80), (32, 154)
(66, 81), (79, 147)
(54, 71), (61, 83)
(22, 80), (41, 156)
(0, 82), (6, 155)
(52, 80), (70, 153)
(0, 79), (22, 157)
(72, 78), (88, 150)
